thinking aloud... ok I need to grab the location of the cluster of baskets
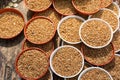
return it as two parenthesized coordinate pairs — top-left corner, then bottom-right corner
(0, 0), (120, 80)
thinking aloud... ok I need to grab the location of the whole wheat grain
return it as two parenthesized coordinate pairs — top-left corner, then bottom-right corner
(91, 9), (119, 32)
(80, 69), (111, 80)
(101, 0), (112, 8)
(63, 42), (82, 52)
(36, 8), (61, 29)
(59, 18), (83, 43)
(73, 0), (101, 14)
(107, 3), (119, 16)
(80, 20), (112, 47)
(17, 49), (48, 79)
(53, 0), (77, 15)
(112, 30), (120, 52)
(65, 62), (91, 80)
(52, 47), (83, 76)
(26, 0), (51, 11)
(0, 12), (24, 38)
(23, 40), (54, 57)
(102, 55), (120, 80)
(83, 44), (114, 66)
(25, 18), (55, 44)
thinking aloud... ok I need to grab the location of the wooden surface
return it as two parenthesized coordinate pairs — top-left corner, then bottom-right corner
(0, 1), (62, 80)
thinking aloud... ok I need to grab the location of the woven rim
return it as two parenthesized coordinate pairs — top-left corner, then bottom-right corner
(57, 15), (85, 44)
(78, 67), (113, 80)
(15, 47), (49, 80)
(0, 8), (25, 39)
(50, 45), (84, 78)
(24, 16), (56, 45)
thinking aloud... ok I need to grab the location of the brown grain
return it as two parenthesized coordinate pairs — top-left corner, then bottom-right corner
(81, 20), (111, 47)
(17, 49), (48, 79)
(59, 18), (83, 43)
(107, 3), (119, 16)
(36, 8), (61, 29)
(80, 69), (111, 80)
(65, 62), (91, 80)
(102, 55), (120, 80)
(0, 12), (24, 38)
(83, 44), (114, 66)
(91, 9), (118, 32)
(63, 42), (82, 52)
(52, 47), (83, 76)
(26, 0), (51, 11)
(73, 0), (101, 14)
(26, 18), (55, 44)
(53, 0), (77, 15)
(101, 0), (112, 8)
(40, 70), (51, 80)
(23, 40), (54, 57)
(112, 30), (120, 52)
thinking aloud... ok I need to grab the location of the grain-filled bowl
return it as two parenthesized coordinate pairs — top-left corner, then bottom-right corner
(79, 18), (113, 48)
(57, 15), (85, 44)
(24, 0), (52, 12)
(0, 8), (25, 39)
(89, 8), (119, 33)
(72, 0), (102, 15)
(78, 67), (113, 80)
(50, 45), (84, 78)
(24, 16), (56, 44)
(53, 0), (77, 16)
(82, 43), (115, 66)
(15, 48), (49, 80)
